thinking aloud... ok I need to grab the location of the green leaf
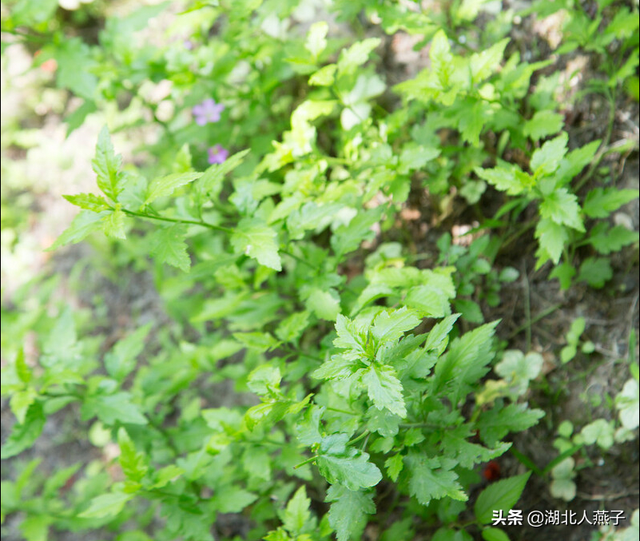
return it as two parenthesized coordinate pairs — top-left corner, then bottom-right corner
(398, 145), (441, 173)
(534, 218), (568, 265)
(530, 132), (568, 175)
(79, 492), (133, 518)
(523, 110), (565, 141)
(372, 308), (421, 344)
(231, 218), (282, 271)
(63, 193), (110, 212)
(305, 288), (341, 321)
(577, 257), (612, 288)
(118, 428), (148, 483)
(15, 348), (32, 384)
(81, 392), (147, 425)
(425, 314), (460, 353)
(20, 515), (52, 541)
(1, 402), (45, 459)
(470, 39), (509, 83)
(474, 165), (526, 195)
(477, 403), (544, 447)
(317, 434), (382, 490)
(276, 311), (310, 343)
(326, 485), (375, 541)
(362, 364), (406, 417)
(583, 187), (639, 218)
(338, 38), (380, 74)
(102, 209), (127, 239)
(47, 210), (109, 251)
(549, 262), (576, 290)
(144, 172), (202, 206)
(309, 64), (337, 86)
(105, 324), (151, 381)
(588, 224), (639, 254)
(405, 455), (467, 506)
(92, 126), (123, 202)
(482, 527), (511, 541)
(211, 485), (258, 513)
(55, 38), (97, 99)
(474, 472), (531, 524)
(233, 332), (280, 353)
(197, 149), (250, 195)
(305, 22), (328, 59)
(149, 225), (191, 272)
(616, 379), (639, 430)
(283, 486), (312, 536)
(580, 419), (615, 449)
(539, 188), (584, 231)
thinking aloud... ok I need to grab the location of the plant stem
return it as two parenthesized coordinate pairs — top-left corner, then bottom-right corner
(293, 455), (318, 469)
(120, 208), (233, 234)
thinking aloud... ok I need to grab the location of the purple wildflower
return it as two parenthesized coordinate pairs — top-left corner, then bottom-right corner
(183, 39), (195, 50)
(208, 144), (229, 164)
(192, 98), (224, 126)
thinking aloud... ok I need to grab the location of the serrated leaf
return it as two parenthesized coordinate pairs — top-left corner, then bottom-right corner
(1, 402), (45, 459)
(211, 485), (257, 513)
(79, 492), (133, 518)
(385, 453), (404, 482)
(276, 311), (310, 343)
(92, 126), (123, 202)
(305, 21), (328, 59)
(474, 165), (526, 195)
(372, 308), (421, 344)
(144, 172), (202, 206)
(55, 37), (97, 99)
(523, 110), (565, 141)
(530, 132), (568, 175)
(338, 38), (380, 74)
(149, 225), (191, 272)
(105, 324), (151, 381)
(15, 347), (32, 384)
(283, 486), (311, 536)
(47, 210), (109, 251)
(197, 149), (250, 195)
(102, 209), (127, 239)
(362, 364), (406, 417)
(477, 403), (544, 447)
(470, 38), (509, 83)
(305, 288), (341, 321)
(425, 314), (460, 352)
(474, 472), (531, 524)
(231, 218), (282, 271)
(326, 485), (375, 541)
(583, 187), (639, 218)
(317, 434), (382, 490)
(588, 224), (639, 254)
(63, 193), (110, 212)
(309, 64), (337, 86)
(534, 218), (568, 265)
(406, 455), (467, 506)
(81, 392), (147, 425)
(539, 188), (584, 231)
(577, 257), (612, 288)
(118, 427), (148, 483)
(233, 332), (280, 352)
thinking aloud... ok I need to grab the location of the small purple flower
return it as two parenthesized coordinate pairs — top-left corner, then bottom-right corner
(192, 98), (224, 126)
(183, 39), (195, 50)
(208, 144), (229, 164)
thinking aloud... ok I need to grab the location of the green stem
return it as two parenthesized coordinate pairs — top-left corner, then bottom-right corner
(120, 208), (233, 234)
(348, 430), (370, 446)
(293, 455), (318, 469)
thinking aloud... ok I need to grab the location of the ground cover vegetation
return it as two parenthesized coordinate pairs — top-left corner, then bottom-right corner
(1, 0), (639, 540)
